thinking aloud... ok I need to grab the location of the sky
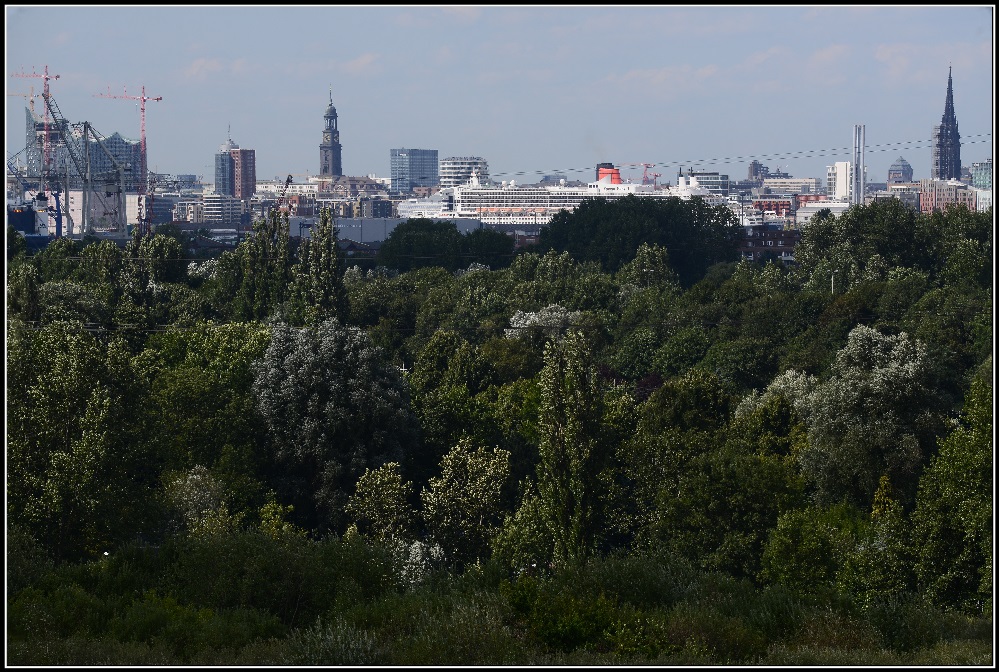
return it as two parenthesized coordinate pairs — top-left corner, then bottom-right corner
(5, 5), (995, 187)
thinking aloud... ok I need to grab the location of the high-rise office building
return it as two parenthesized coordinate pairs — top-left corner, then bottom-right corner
(931, 67), (961, 180)
(214, 137), (256, 199)
(390, 148), (438, 193)
(215, 139), (237, 197)
(319, 90), (343, 178)
(231, 148), (256, 200)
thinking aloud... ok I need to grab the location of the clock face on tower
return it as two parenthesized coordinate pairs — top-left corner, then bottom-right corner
(323, 131), (331, 144)
(332, 131), (339, 144)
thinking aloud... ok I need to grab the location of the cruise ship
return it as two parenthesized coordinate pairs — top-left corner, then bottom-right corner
(397, 166), (724, 230)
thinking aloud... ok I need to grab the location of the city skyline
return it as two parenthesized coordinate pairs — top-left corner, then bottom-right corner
(5, 6), (994, 187)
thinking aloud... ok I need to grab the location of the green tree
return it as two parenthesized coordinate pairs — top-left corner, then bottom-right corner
(7, 320), (156, 560)
(6, 259), (42, 323)
(7, 223), (27, 261)
(376, 218), (463, 272)
(910, 371), (992, 615)
(251, 318), (420, 533)
(538, 194), (737, 285)
(346, 462), (417, 542)
(758, 503), (863, 598)
(837, 475), (915, 609)
(461, 226), (515, 270)
(287, 206), (348, 327)
(421, 439), (512, 567)
(533, 331), (606, 567)
(33, 235), (80, 282)
(205, 210), (294, 321)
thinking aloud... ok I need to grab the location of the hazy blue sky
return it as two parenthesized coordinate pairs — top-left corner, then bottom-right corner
(5, 5), (994, 186)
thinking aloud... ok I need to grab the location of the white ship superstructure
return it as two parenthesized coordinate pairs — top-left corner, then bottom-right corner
(403, 169), (724, 228)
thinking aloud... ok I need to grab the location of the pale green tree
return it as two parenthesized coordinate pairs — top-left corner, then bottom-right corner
(421, 439), (511, 567)
(346, 462), (417, 542)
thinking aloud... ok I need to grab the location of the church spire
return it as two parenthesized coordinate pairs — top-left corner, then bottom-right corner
(942, 65), (956, 124)
(931, 67), (961, 180)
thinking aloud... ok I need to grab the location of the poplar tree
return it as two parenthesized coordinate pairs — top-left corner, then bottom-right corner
(535, 330), (605, 567)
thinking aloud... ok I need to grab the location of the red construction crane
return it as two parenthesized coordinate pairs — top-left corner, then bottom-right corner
(11, 65), (60, 190)
(7, 85), (43, 116)
(94, 84), (162, 198)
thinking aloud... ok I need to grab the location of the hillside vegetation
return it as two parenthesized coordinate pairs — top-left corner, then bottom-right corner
(6, 197), (992, 665)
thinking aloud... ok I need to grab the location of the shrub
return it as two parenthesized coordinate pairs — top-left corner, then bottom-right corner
(282, 616), (384, 665)
(663, 602), (768, 663)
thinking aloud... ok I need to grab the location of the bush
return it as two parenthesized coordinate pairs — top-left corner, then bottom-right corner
(108, 591), (286, 660)
(864, 593), (947, 653)
(283, 616), (384, 665)
(8, 584), (110, 640)
(663, 602), (768, 663)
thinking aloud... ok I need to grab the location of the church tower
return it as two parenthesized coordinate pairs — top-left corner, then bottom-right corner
(320, 89), (343, 177)
(931, 67), (961, 181)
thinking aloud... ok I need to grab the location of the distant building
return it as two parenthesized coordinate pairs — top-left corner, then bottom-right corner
(825, 162), (865, 202)
(688, 171), (729, 197)
(390, 148), (438, 194)
(970, 159), (992, 190)
(214, 137), (255, 200)
(762, 177), (823, 195)
(214, 138), (237, 197)
(919, 178), (977, 214)
(319, 90), (343, 178)
(737, 224), (801, 265)
(887, 156), (914, 183)
(202, 192), (246, 225)
(795, 200), (853, 226)
(931, 67), (962, 180)
(974, 187), (992, 212)
(440, 156), (489, 188)
(231, 148), (256, 200)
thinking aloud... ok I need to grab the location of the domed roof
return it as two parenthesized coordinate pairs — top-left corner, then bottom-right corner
(325, 101), (337, 117)
(889, 156), (912, 170)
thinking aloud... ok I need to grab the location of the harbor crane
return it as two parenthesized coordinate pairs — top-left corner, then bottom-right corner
(11, 65), (60, 190)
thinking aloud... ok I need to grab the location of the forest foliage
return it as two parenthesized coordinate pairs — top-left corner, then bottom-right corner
(5, 197), (993, 664)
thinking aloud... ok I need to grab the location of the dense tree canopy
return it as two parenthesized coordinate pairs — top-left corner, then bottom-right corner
(5, 199), (992, 664)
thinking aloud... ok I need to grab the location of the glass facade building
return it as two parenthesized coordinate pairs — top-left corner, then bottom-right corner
(390, 148), (438, 194)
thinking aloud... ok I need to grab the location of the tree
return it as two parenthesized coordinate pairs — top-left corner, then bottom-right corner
(910, 371), (992, 615)
(251, 318), (420, 533)
(7, 224), (27, 261)
(421, 439), (512, 567)
(206, 210), (294, 321)
(7, 321), (157, 560)
(795, 325), (946, 507)
(538, 194), (737, 285)
(533, 331), (606, 567)
(375, 218), (463, 272)
(837, 475), (914, 609)
(461, 227), (515, 270)
(346, 462), (417, 542)
(758, 503), (863, 598)
(287, 206), (348, 327)
(6, 260), (42, 323)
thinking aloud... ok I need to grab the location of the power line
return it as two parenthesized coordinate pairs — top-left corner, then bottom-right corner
(486, 133), (994, 179)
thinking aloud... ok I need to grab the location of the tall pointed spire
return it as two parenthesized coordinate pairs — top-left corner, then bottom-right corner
(931, 67), (961, 180)
(942, 65), (956, 123)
